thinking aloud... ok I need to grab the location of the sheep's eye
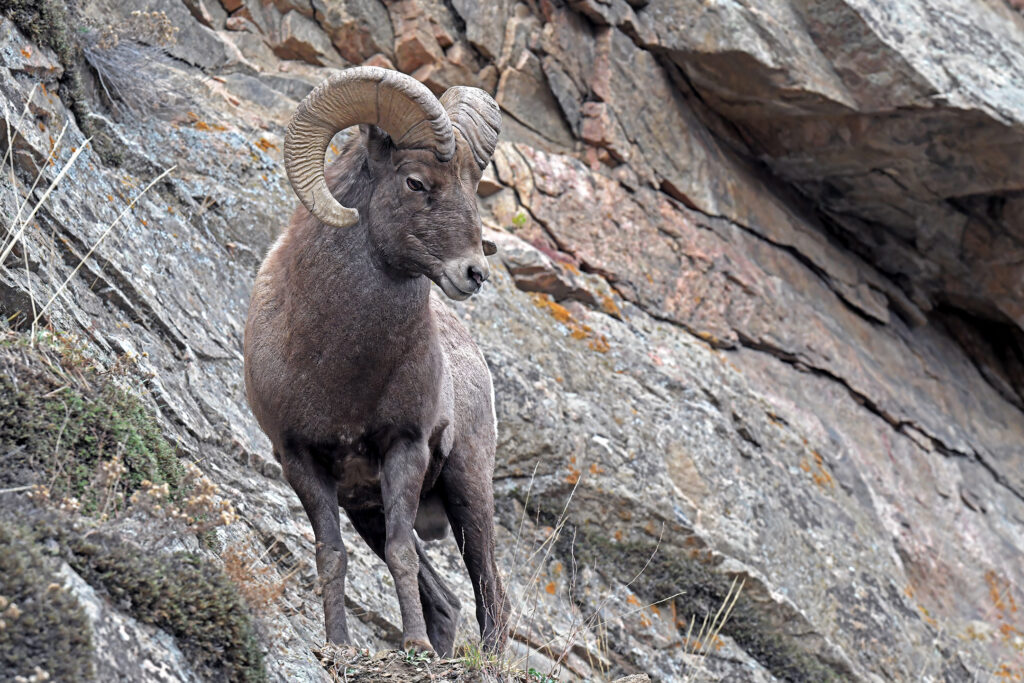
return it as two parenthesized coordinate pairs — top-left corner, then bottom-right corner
(406, 177), (425, 192)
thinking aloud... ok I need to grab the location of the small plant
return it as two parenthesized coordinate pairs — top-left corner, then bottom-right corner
(0, 332), (183, 517)
(0, 522), (93, 682)
(221, 543), (288, 615)
(457, 641), (498, 671)
(512, 210), (529, 228)
(402, 648), (433, 665)
(82, 12), (200, 120)
(527, 667), (558, 683)
(93, 10), (178, 50)
(129, 460), (238, 540)
(57, 525), (266, 682)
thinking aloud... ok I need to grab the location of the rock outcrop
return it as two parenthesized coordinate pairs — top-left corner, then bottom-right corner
(1, 0), (1022, 681)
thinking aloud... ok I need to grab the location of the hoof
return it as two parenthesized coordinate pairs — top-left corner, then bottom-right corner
(402, 638), (435, 656)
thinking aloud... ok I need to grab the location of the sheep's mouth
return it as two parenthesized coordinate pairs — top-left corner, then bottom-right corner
(438, 273), (474, 301)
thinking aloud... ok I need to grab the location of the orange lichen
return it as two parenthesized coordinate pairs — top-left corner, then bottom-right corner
(187, 112), (226, 131)
(993, 663), (1024, 681)
(600, 295), (621, 317)
(626, 594), (642, 607)
(545, 582), (557, 595)
(21, 47), (32, 58)
(566, 466), (581, 485)
(588, 463), (605, 475)
(800, 451), (834, 489)
(532, 292), (572, 323)
(613, 529), (623, 541)
(529, 292), (610, 353)
(987, 570), (1019, 616)
(255, 137), (278, 152)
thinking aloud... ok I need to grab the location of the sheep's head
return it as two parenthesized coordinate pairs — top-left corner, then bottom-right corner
(284, 67), (501, 300)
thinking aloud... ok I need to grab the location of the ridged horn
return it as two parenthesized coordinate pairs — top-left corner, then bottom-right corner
(284, 66), (455, 227)
(439, 86), (501, 171)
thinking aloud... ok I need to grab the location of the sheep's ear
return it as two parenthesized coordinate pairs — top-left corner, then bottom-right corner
(365, 124), (394, 165)
(482, 239), (497, 256)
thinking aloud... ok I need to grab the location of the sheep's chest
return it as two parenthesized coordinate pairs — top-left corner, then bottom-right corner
(333, 445), (383, 510)
(328, 421), (451, 512)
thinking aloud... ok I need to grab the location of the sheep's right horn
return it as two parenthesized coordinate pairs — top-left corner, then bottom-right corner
(284, 67), (455, 228)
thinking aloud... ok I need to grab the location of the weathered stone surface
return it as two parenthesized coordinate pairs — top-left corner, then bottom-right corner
(599, 0), (1024, 334)
(268, 9), (346, 67)
(450, 0), (511, 60)
(311, 0), (393, 63)
(2, 2), (1024, 682)
(389, 0), (444, 73)
(496, 49), (576, 148)
(83, 0), (240, 69)
(58, 564), (202, 683)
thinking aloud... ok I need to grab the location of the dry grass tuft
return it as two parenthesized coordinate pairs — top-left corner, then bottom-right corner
(221, 543), (288, 615)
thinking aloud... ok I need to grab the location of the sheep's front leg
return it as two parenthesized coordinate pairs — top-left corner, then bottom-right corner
(381, 438), (433, 653)
(281, 448), (350, 645)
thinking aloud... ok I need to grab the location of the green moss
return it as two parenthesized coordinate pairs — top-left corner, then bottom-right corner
(0, 522), (94, 682)
(62, 530), (266, 682)
(0, 0), (77, 65)
(0, 335), (182, 515)
(0, 513), (266, 683)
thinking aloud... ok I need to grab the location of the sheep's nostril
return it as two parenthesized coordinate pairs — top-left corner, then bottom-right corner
(468, 264), (486, 287)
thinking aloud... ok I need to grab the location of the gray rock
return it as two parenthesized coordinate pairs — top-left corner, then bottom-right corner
(311, 0), (393, 63)
(58, 564), (201, 683)
(2, 3), (1024, 682)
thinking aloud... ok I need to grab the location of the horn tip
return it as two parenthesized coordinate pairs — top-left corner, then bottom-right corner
(322, 205), (360, 228)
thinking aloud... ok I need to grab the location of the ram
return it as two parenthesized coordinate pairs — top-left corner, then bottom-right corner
(243, 67), (506, 656)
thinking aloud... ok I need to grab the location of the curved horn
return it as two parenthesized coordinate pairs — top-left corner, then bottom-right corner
(284, 66), (455, 227)
(439, 86), (501, 171)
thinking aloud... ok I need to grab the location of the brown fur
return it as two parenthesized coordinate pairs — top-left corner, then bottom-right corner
(244, 126), (506, 655)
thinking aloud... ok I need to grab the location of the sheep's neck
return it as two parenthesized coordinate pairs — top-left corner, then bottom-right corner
(291, 217), (434, 370)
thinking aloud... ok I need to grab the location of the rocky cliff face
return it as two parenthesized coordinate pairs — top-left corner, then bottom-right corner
(1, 0), (1023, 681)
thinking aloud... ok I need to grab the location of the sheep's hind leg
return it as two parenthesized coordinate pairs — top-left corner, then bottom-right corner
(441, 459), (508, 652)
(281, 446), (350, 645)
(345, 507), (461, 656)
(381, 438), (434, 653)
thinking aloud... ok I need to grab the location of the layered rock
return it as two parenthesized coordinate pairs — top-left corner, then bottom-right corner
(1, 1), (1023, 681)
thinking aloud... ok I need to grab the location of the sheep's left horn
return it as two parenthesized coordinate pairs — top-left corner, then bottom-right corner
(284, 67), (455, 227)
(439, 86), (501, 171)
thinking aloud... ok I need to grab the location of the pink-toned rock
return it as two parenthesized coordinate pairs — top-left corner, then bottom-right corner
(390, 0), (445, 72)
(267, 10), (344, 67)
(360, 52), (395, 70)
(312, 0), (393, 63)
(580, 101), (629, 162)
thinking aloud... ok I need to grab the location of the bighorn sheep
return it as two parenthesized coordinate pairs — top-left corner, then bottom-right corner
(243, 67), (506, 656)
